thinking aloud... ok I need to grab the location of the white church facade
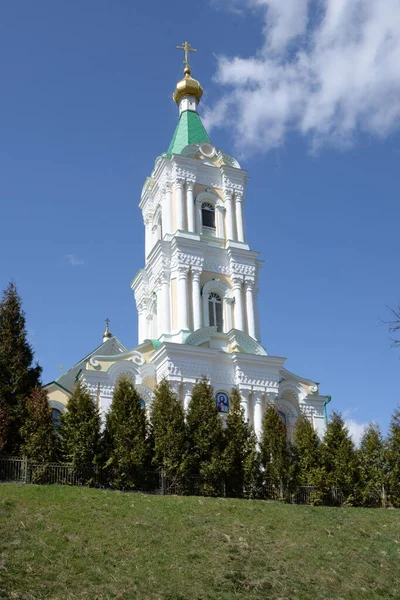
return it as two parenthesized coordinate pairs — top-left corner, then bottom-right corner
(46, 44), (328, 439)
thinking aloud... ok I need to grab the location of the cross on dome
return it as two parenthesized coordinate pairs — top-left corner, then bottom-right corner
(103, 318), (112, 342)
(176, 41), (197, 76)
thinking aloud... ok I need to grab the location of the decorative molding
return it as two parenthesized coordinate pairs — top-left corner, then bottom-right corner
(222, 174), (245, 194)
(172, 165), (197, 183)
(89, 350), (145, 369)
(201, 279), (231, 299)
(185, 326), (217, 346)
(167, 361), (213, 379)
(235, 369), (279, 388)
(217, 151), (241, 169)
(231, 262), (256, 276)
(203, 261), (230, 275)
(229, 329), (267, 356)
(171, 252), (204, 269)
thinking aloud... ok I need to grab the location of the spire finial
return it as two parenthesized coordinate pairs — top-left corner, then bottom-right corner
(177, 41), (197, 76)
(103, 318), (112, 342)
(173, 42), (203, 107)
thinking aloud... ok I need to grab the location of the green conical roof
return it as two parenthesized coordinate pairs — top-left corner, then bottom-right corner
(167, 110), (210, 157)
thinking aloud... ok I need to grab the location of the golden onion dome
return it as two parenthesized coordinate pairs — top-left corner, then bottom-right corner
(173, 65), (204, 105)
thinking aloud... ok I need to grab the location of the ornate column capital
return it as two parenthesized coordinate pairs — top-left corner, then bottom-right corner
(175, 177), (185, 189)
(245, 277), (255, 291)
(235, 191), (244, 202)
(186, 179), (195, 191)
(191, 266), (202, 280)
(232, 274), (244, 289)
(160, 270), (170, 284)
(223, 188), (233, 201)
(177, 264), (190, 278)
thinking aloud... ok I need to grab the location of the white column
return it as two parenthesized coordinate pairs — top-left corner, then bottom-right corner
(145, 218), (152, 259)
(176, 179), (185, 231)
(187, 182), (195, 233)
(160, 272), (171, 335)
(183, 382), (194, 413)
(196, 201), (202, 233)
(216, 205), (225, 239)
(177, 266), (189, 331)
(224, 297), (233, 332)
(164, 183), (173, 234)
(245, 279), (256, 339)
(239, 389), (250, 422)
(235, 193), (245, 243)
(169, 380), (181, 405)
(253, 393), (263, 441)
(156, 285), (162, 339)
(232, 276), (244, 331)
(191, 268), (202, 331)
(225, 190), (235, 241)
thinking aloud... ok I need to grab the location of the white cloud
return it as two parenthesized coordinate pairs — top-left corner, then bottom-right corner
(65, 254), (85, 266)
(205, 0), (400, 153)
(344, 418), (368, 447)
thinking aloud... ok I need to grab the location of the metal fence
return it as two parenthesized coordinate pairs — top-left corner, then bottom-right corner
(0, 457), (397, 508)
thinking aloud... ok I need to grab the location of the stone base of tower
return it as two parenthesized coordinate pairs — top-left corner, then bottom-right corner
(45, 331), (327, 440)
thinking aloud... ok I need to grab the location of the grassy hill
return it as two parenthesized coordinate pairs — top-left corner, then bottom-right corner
(1, 485), (399, 600)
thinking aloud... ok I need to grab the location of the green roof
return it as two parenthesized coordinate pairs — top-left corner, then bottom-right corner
(167, 110), (210, 157)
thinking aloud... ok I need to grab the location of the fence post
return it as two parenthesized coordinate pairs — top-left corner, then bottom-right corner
(22, 456), (29, 484)
(161, 470), (166, 495)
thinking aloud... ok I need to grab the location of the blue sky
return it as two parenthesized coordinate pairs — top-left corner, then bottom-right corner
(0, 1), (399, 442)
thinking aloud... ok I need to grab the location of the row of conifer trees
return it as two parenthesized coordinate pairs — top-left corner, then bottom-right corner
(3, 366), (400, 505)
(1, 281), (400, 505)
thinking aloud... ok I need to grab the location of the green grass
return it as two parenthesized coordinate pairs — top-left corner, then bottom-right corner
(1, 485), (400, 600)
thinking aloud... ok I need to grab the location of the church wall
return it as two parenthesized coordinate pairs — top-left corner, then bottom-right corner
(47, 388), (69, 408)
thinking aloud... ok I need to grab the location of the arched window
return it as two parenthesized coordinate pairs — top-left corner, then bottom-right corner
(278, 411), (287, 424)
(52, 408), (62, 428)
(208, 292), (223, 332)
(201, 202), (215, 234)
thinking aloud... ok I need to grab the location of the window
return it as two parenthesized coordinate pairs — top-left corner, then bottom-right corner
(208, 292), (223, 332)
(52, 408), (62, 428)
(201, 202), (215, 231)
(278, 411), (287, 424)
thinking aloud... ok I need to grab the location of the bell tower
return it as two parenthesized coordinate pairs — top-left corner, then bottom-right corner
(131, 42), (261, 349)
(47, 43), (328, 441)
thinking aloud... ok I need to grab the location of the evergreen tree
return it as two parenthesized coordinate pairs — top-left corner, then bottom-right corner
(0, 393), (10, 454)
(384, 407), (400, 506)
(260, 404), (292, 498)
(20, 388), (58, 462)
(60, 382), (102, 483)
(293, 415), (321, 485)
(358, 423), (386, 507)
(242, 439), (263, 499)
(0, 282), (42, 453)
(320, 412), (359, 504)
(105, 375), (148, 490)
(186, 377), (224, 496)
(223, 388), (258, 497)
(151, 379), (187, 480)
